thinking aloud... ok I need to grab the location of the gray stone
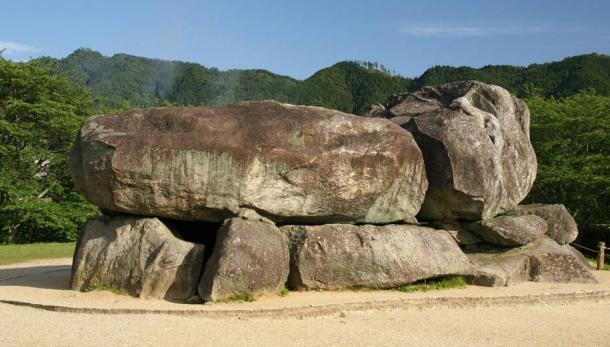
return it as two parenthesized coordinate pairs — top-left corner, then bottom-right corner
(511, 204), (578, 245)
(376, 81), (537, 221)
(281, 224), (470, 290)
(529, 239), (596, 283)
(198, 217), (290, 302)
(465, 238), (596, 286)
(430, 220), (481, 246)
(71, 101), (428, 225)
(364, 103), (389, 117)
(465, 215), (547, 246)
(466, 252), (531, 287)
(70, 216), (205, 300)
(237, 208), (275, 225)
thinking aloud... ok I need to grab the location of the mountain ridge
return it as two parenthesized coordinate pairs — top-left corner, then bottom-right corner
(42, 49), (610, 114)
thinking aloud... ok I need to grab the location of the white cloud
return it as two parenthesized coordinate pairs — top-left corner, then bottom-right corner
(0, 41), (40, 54)
(399, 23), (578, 37)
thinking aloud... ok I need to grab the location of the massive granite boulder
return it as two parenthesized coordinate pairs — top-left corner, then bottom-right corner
(71, 101), (427, 225)
(281, 224), (469, 290)
(465, 238), (596, 286)
(71, 216), (205, 300)
(464, 215), (547, 246)
(372, 81), (537, 221)
(198, 214), (290, 302)
(510, 204), (578, 245)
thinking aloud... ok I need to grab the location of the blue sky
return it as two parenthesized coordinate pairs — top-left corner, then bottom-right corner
(1, 0), (609, 79)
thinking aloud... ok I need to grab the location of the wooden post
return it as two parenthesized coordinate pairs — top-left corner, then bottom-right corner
(598, 242), (606, 270)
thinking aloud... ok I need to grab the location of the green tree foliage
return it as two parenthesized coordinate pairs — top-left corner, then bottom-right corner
(414, 54), (610, 99)
(0, 59), (98, 243)
(297, 61), (412, 114)
(50, 49), (610, 116)
(525, 90), (610, 244)
(51, 49), (411, 114)
(53, 49), (300, 109)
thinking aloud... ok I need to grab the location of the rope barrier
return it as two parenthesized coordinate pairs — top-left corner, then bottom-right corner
(571, 243), (600, 253)
(570, 243), (610, 259)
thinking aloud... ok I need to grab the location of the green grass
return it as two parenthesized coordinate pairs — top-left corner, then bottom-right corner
(82, 284), (127, 295)
(587, 257), (609, 270)
(221, 292), (256, 303)
(394, 276), (467, 293)
(280, 287), (290, 297)
(0, 242), (76, 266)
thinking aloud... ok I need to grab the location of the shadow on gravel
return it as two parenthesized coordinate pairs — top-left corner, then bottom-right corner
(0, 265), (71, 290)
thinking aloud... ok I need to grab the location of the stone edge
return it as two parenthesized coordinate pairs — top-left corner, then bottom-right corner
(2, 289), (609, 318)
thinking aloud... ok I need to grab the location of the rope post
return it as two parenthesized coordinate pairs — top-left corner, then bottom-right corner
(598, 242), (606, 270)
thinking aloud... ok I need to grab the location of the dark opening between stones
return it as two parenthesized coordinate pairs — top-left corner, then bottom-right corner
(161, 218), (221, 262)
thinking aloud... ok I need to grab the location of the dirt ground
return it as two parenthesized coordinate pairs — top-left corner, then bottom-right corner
(2, 300), (610, 346)
(1, 258), (610, 346)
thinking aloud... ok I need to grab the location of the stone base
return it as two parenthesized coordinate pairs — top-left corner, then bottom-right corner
(71, 216), (205, 300)
(465, 238), (597, 286)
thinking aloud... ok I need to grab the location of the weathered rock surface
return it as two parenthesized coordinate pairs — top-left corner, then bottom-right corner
(466, 251), (531, 287)
(511, 204), (578, 245)
(465, 215), (547, 246)
(465, 238), (596, 286)
(374, 81), (537, 221)
(529, 239), (596, 283)
(281, 224), (470, 290)
(430, 221), (481, 246)
(198, 217), (290, 302)
(71, 216), (205, 300)
(71, 101), (428, 225)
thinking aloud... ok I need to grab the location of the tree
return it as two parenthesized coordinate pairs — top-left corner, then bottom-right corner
(525, 90), (610, 245)
(0, 59), (98, 243)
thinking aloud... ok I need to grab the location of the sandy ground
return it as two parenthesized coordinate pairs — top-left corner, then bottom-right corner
(2, 299), (610, 346)
(1, 258), (610, 346)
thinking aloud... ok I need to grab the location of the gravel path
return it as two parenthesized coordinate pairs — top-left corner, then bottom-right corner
(2, 300), (610, 346)
(1, 258), (610, 346)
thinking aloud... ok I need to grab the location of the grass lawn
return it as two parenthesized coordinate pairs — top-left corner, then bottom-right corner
(0, 242), (76, 266)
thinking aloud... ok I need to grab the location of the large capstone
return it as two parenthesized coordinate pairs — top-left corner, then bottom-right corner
(70, 216), (205, 300)
(374, 81), (537, 221)
(70, 101), (427, 225)
(281, 224), (469, 290)
(465, 238), (596, 286)
(510, 204), (579, 245)
(198, 215), (290, 302)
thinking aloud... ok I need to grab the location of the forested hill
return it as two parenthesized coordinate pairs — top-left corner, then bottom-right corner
(414, 53), (610, 98)
(46, 49), (610, 114)
(47, 48), (411, 114)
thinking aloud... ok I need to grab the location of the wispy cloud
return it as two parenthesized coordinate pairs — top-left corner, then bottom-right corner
(0, 41), (41, 61)
(0, 41), (40, 53)
(399, 23), (582, 38)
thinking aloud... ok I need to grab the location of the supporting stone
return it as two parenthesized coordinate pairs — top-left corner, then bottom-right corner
(198, 217), (290, 302)
(281, 224), (470, 290)
(465, 238), (597, 286)
(464, 215), (547, 246)
(71, 216), (205, 300)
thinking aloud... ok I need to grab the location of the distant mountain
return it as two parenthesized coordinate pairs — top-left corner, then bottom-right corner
(43, 49), (610, 114)
(414, 53), (610, 98)
(50, 48), (299, 109)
